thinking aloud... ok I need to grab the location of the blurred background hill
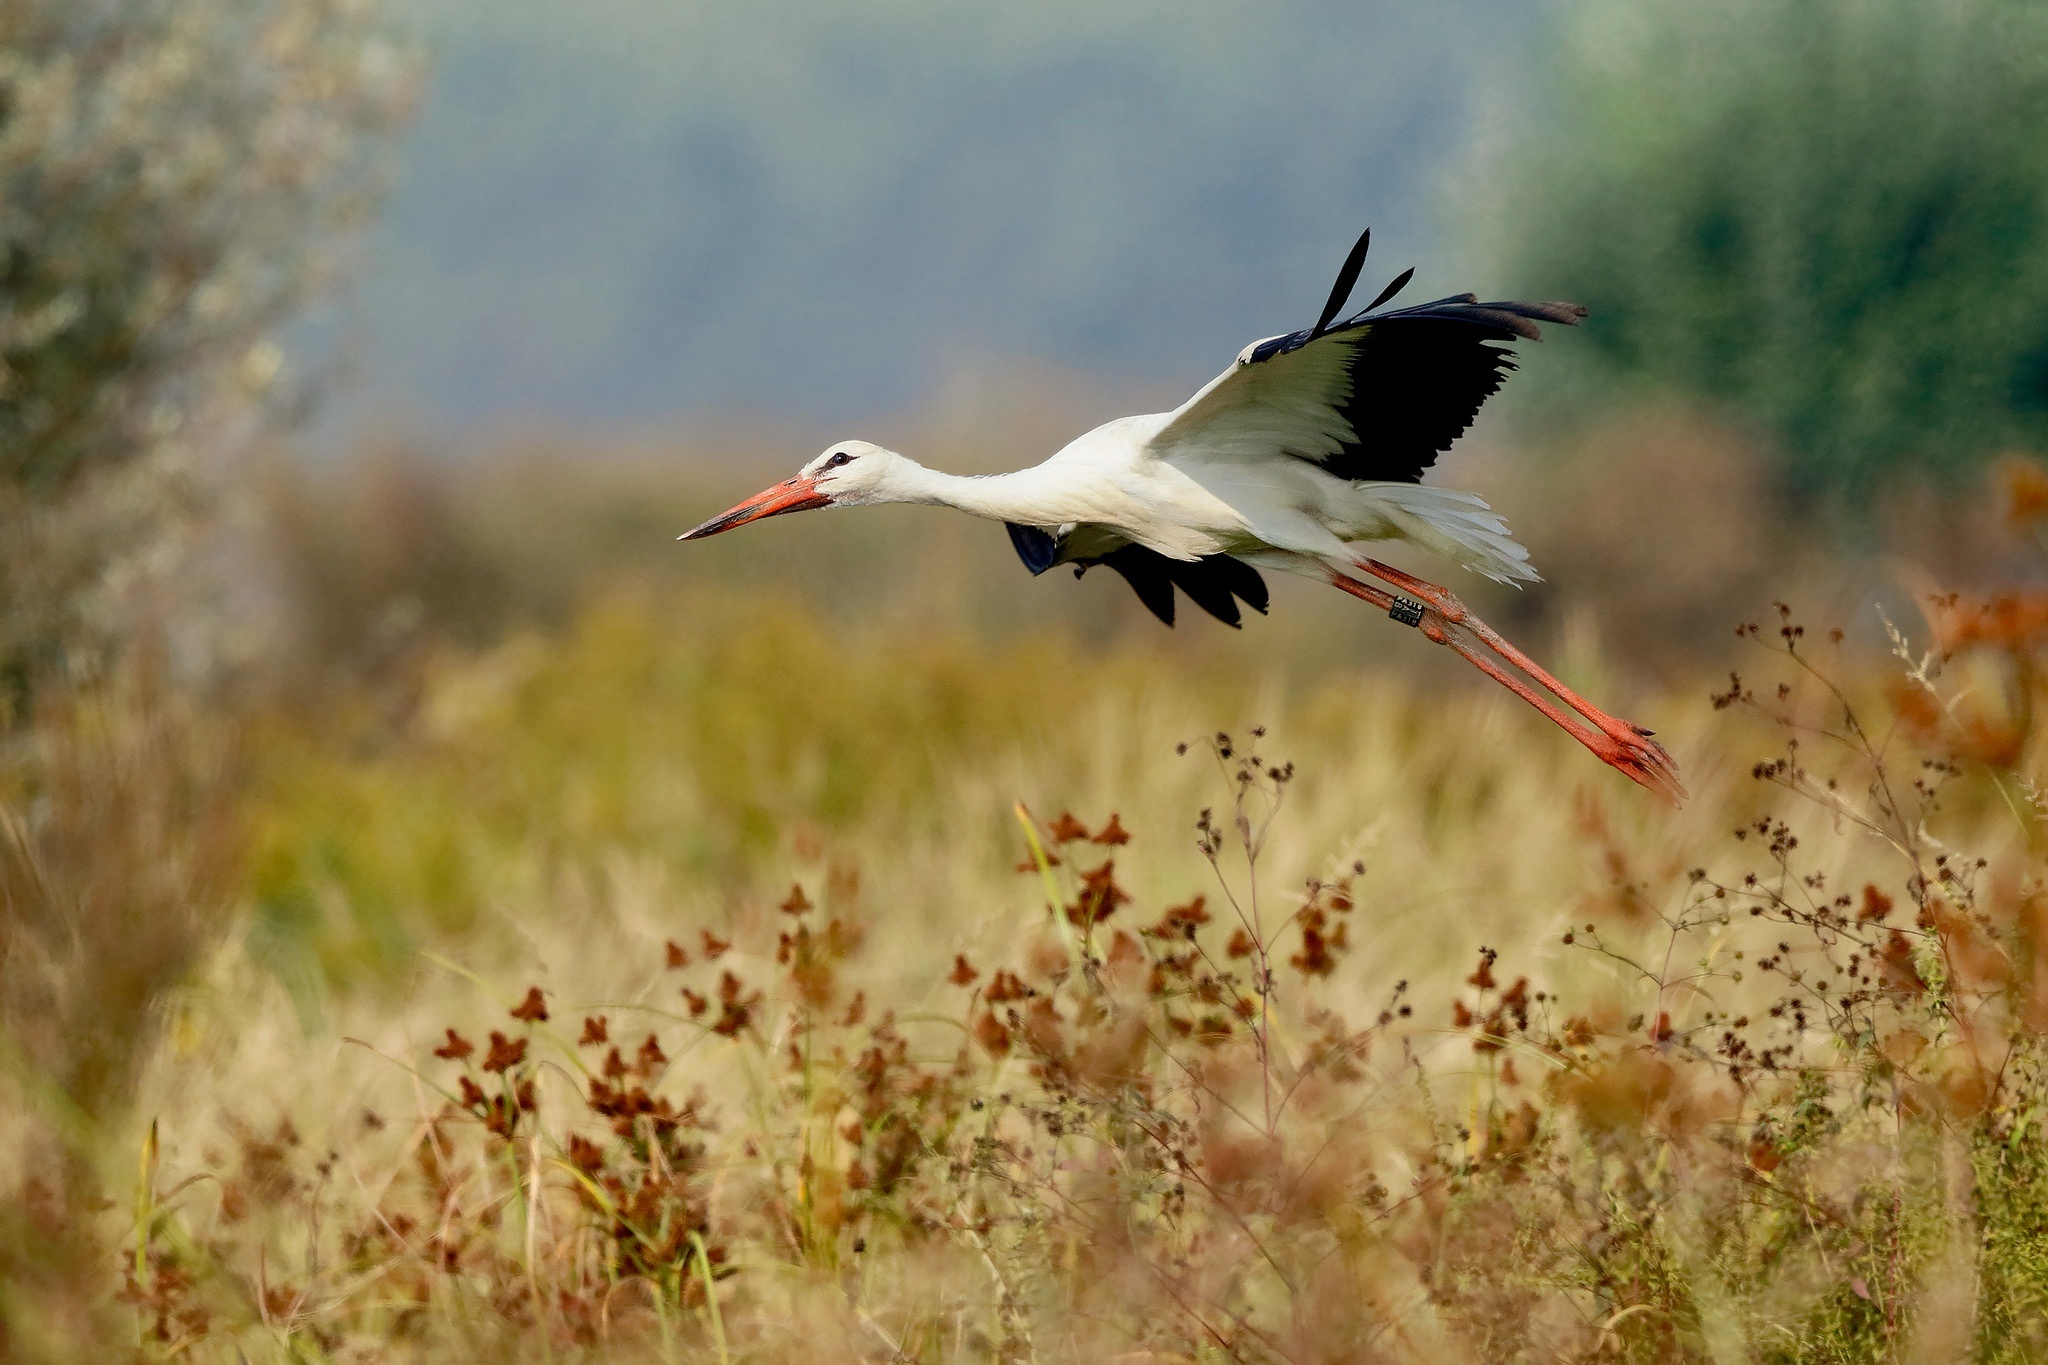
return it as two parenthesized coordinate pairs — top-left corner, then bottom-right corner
(335, 0), (1543, 429)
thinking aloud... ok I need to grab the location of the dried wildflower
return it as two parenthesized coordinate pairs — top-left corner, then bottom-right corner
(665, 940), (690, 968)
(948, 954), (979, 986)
(1290, 909), (1336, 976)
(711, 971), (762, 1038)
(681, 988), (707, 1018)
(602, 1047), (628, 1080)
(1881, 930), (1929, 995)
(1467, 948), (1497, 991)
(973, 1009), (1012, 1056)
(1091, 813), (1131, 845)
(1106, 930), (1145, 976)
(433, 1029), (474, 1061)
(1151, 896), (1210, 938)
(1022, 997), (1065, 1055)
(579, 1015), (609, 1046)
(1047, 811), (1091, 843)
(636, 1033), (667, 1074)
(780, 883), (813, 916)
(509, 986), (548, 1023)
(481, 1097), (517, 1138)
(566, 1134), (605, 1175)
(985, 969), (1029, 1003)
(824, 916), (865, 958)
(841, 992), (866, 1026)
(1068, 861), (1131, 925)
(1859, 884), (1894, 923)
(481, 1032), (527, 1074)
(701, 929), (731, 959)
(1226, 928), (1256, 958)
(458, 1075), (487, 1109)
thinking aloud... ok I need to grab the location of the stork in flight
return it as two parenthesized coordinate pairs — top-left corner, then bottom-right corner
(681, 229), (1682, 801)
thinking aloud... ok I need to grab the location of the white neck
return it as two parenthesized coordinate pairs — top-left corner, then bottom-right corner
(873, 457), (1102, 527)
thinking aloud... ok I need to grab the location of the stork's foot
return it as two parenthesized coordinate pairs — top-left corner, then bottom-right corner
(1418, 607), (1688, 806)
(1584, 720), (1687, 805)
(1333, 561), (1688, 805)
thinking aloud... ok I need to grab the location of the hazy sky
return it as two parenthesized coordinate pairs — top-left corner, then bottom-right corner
(335, 1), (1552, 433)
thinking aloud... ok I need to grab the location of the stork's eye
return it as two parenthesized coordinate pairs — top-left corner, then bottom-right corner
(826, 451), (854, 469)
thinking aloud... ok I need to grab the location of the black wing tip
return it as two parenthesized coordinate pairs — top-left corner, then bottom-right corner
(1360, 265), (1415, 316)
(1308, 225), (1373, 342)
(1473, 299), (1588, 337)
(1356, 296), (1587, 341)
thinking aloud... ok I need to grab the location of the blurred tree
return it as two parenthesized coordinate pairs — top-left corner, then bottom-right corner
(1482, 0), (2048, 503)
(0, 0), (413, 694)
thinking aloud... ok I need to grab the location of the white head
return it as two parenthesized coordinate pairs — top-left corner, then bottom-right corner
(677, 440), (921, 539)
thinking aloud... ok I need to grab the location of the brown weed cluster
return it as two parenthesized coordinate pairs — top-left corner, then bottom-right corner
(107, 622), (2048, 1361)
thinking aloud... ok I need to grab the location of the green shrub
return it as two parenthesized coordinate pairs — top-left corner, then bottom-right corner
(1484, 0), (2048, 503)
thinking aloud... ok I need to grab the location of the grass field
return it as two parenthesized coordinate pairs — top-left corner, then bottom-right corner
(5, 437), (2048, 1362)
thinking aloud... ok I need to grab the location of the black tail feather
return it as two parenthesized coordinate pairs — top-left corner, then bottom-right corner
(1092, 545), (1268, 629)
(1099, 548), (1178, 626)
(1167, 561), (1244, 627)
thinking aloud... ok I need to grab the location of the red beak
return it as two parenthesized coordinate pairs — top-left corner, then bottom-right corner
(678, 475), (831, 540)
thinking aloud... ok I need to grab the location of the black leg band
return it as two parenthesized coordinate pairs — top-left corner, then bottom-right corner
(1389, 597), (1425, 628)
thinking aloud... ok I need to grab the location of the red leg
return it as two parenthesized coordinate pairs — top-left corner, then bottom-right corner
(1330, 568), (1685, 804)
(1354, 560), (1644, 734)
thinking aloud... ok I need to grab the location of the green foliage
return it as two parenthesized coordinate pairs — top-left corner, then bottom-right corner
(0, 0), (411, 700)
(0, 0), (408, 498)
(1487, 0), (2048, 502)
(1974, 1098), (2048, 1361)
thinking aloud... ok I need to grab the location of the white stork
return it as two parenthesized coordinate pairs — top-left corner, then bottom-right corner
(681, 228), (1682, 802)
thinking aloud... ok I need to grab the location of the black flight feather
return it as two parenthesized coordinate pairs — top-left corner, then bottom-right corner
(1360, 265), (1415, 316)
(1308, 226), (1372, 341)
(1232, 290), (1587, 484)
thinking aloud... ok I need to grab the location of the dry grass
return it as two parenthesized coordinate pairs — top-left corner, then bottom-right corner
(5, 435), (2048, 1362)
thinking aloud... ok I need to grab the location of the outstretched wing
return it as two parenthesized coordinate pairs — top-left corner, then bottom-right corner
(1005, 522), (1268, 629)
(1151, 227), (1585, 484)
